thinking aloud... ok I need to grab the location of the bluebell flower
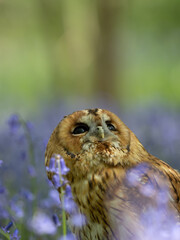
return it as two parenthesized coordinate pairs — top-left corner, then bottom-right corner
(70, 213), (86, 227)
(7, 114), (21, 134)
(140, 206), (180, 240)
(2, 221), (13, 233)
(46, 157), (57, 173)
(58, 233), (76, 240)
(0, 185), (6, 194)
(20, 188), (35, 201)
(52, 174), (62, 189)
(29, 211), (57, 235)
(65, 185), (73, 199)
(126, 163), (149, 187)
(26, 121), (34, 131)
(0, 208), (9, 219)
(20, 151), (26, 161)
(10, 229), (21, 240)
(60, 157), (70, 175)
(64, 185), (77, 214)
(41, 189), (61, 208)
(49, 189), (61, 206)
(52, 213), (61, 227)
(64, 197), (77, 214)
(10, 201), (24, 219)
(27, 165), (36, 177)
(0, 160), (3, 167)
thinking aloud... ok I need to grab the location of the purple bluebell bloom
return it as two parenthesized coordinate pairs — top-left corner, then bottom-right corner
(41, 189), (61, 208)
(49, 189), (61, 206)
(64, 185), (77, 214)
(20, 151), (26, 161)
(29, 211), (57, 235)
(52, 174), (62, 189)
(7, 114), (21, 134)
(2, 221), (13, 233)
(58, 233), (76, 240)
(20, 188), (35, 201)
(65, 185), (73, 199)
(28, 165), (36, 177)
(0, 185), (6, 194)
(52, 213), (61, 227)
(46, 157), (57, 173)
(126, 163), (149, 187)
(60, 157), (70, 175)
(10, 229), (21, 240)
(70, 213), (86, 227)
(0, 160), (3, 167)
(64, 197), (77, 214)
(10, 201), (24, 219)
(26, 121), (34, 131)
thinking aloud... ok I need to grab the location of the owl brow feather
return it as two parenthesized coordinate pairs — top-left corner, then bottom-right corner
(87, 108), (99, 116)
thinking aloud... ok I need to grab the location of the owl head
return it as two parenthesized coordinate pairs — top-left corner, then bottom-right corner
(45, 109), (144, 173)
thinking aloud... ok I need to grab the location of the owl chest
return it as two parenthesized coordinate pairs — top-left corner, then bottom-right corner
(70, 173), (110, 239)
(71, 174), (107, 217)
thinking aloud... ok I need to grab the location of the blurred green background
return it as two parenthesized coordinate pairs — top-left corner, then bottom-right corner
(1, 0), (180, 121)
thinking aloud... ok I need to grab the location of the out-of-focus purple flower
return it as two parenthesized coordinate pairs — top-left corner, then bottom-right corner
(0, 185), (6, 194)
(52, 213), (61, 227)
(17, 134), (26, 145)
(139, 181), (155, 197)
(10, 229), (21, 240)
(0, 207), (9, 219)
(156, 188), (169, 206)
(49, 189), (61, 206)
(20, 188), (35, 201)
(58, 233), (76, 240)
(60, 157), (70, 175)
(46, 157), (57, 173)
(65, 185), (73, 199)
(70, 213), (86, 227)
(41, 189), (61, 208)
(126, 163), (149, 187)
(0, 160), (3, 167)
(47, 155), (69, 175)
(10, 201), (24, 219)
(2, 221), (13, 233)
(29, 211), (57, 235)
(20, 151), (26, 161)
(64, 185), (77, 214)
(52, 174), (62, 189)
(26, 121), (34, 131)
(28, 165), (36, 177)
(140, 206), (180, 240)
(7, 114), (21, 134)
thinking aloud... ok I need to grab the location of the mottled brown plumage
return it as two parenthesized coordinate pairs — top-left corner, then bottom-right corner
(45, 109), (180, 240)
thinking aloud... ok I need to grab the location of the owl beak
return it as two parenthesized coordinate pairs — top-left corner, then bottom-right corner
(96, 126), (104, 139)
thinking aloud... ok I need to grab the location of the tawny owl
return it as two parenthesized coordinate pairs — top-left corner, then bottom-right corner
(45, 108), (180, 240)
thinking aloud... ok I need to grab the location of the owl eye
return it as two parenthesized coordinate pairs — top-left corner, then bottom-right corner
(106, 121), (116, 131)
(72, 124), (89, 135)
